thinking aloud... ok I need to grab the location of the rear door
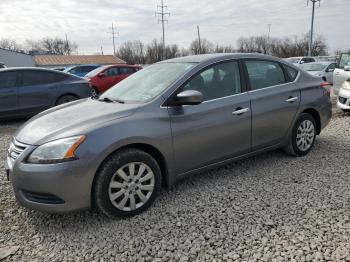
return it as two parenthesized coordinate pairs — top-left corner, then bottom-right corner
(17, 70), (62, 115)
(0, 71), (19, 118)
(168, 60), (251, 175)
(244, 59), (300, 150)
(119, 67), (136, 81)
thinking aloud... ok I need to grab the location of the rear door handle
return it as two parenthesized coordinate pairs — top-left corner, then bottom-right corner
(232, 107), (249, 115)
(285, 96), (298, 103)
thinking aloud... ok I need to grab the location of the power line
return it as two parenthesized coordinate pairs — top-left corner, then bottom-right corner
(155, 0), (170, 60)
(307, 0), (321, 56)
(107, 23), (118, 56)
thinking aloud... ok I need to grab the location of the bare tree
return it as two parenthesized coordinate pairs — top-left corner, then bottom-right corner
(0, 38), (23, 52)
(26, 37), (78, 55)
(190, 38), (214, 54)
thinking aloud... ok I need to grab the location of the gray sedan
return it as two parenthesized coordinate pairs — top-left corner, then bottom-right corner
(0, 68), (91, 119)
(6, 54), (332, 218)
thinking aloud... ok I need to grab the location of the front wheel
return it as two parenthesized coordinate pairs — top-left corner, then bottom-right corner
(283, 113), (317, 156)
(93, 149), (161, 218)
(56, 95), (78, 105)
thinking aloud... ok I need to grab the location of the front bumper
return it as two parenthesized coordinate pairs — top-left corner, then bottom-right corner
(337, 88), (350, 110)
(6, 143), (95, 213)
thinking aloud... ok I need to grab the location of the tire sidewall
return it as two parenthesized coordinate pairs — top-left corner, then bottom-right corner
(291, 113), (317, 156)
(93, 149), (161, 218)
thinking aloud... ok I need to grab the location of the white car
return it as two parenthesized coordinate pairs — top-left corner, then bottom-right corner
(285, 57), (316, 66)
(335, 53), (350, 112)
(300, 62), (336, 84)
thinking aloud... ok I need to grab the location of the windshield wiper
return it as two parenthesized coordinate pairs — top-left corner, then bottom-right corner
(98, 97), (125, 104)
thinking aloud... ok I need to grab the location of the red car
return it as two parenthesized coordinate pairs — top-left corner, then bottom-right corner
(85, 64), (142, 95)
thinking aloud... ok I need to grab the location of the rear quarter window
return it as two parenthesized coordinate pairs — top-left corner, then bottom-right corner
(284, 65), (299, 82)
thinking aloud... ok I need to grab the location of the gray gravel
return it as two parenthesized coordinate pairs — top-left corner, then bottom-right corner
(1, 111), (350, 261)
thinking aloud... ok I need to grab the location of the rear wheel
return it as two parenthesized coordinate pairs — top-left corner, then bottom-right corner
(283, 113), (316, 156)
(93, 149), (161, 218)
(341, 109), (350, 113)
(56, 95), (78, 105)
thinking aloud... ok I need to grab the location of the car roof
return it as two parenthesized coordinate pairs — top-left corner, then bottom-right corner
(306, 61), (335, 65)
(0, 67), (76, 77)
(159, 53), (285, 64)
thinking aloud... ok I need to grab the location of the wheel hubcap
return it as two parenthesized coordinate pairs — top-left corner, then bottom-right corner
(296, 120), (315, 151)
(108, 162), (155, 211)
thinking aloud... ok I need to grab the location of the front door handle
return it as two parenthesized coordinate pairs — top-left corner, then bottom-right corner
(285, 96), (299, 103)
(232, 107), (249, 116)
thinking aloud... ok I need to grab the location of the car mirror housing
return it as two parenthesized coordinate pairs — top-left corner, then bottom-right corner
(327, 68), (334, 72)
(173, 90), (203, 106)
(98, 72), (106, 77)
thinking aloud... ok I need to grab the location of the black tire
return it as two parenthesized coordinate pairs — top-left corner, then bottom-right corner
(56, 95), (78, 105)
(91, 88), (99, 97)
(92, 149), (161, 218)
(283, 113), (317, 156)
(341, 109), (350, 113)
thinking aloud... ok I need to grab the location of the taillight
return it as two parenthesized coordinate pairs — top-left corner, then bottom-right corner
(320, 81), (331, 96)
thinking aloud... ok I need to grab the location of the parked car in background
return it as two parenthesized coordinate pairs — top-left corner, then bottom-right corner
(285, 57), (315, 66)
(53, 67), (65, 72)
(0, 62), (6, 68)
(300, 62), (336, 84)
(337, 78), (350, 112)
(333, 53), (350, 96)
(85, 64), (142, 96)
(0, 68), (91, 119)
(314, 56), (338, 63)
(64, 64), (101, 77)
(6, 54), (331, 218)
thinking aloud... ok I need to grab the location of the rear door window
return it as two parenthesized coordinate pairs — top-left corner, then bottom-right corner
(21, 71), (66, 86)
(0, 71), (18, 88)
(245, 60), (286, 90)
(119, 67), (136, 74)
(106, 67), (119, 76)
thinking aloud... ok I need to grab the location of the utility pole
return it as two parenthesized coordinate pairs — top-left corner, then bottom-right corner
(266, 24), (271, 55)
(65, 33), (70, 55)
(155, 0), (170, 60)
(197, 25), (201, 54)
(101, 46), (104, 55)
(307, 0), (321, 56)
(108, 23), (118, 56)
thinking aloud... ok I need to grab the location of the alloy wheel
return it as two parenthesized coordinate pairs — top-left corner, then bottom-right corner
(108, 162), (155, 211)
(296, 120), (315, 151)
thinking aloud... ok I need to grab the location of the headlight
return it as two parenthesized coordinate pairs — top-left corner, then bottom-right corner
(27, 136), (86, 164)
(342, 80), (350, 90)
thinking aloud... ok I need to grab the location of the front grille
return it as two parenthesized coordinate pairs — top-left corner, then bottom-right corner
(339, 96), (347, 105)
(8, 138), (28, 160)
(22, 190), (65, 204)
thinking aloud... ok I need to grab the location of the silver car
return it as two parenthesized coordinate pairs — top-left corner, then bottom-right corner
(285, 57), (316, 66)
(300, 62), (336, 84)
(6, 54), (332, 218)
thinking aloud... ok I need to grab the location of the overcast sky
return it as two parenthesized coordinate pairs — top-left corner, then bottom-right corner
(0, 0), (349, 55)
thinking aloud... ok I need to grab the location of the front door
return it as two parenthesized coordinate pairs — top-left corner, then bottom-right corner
(0, 71), (19, 118)
(168, 61), (251, 175)
(244, 59), (300, 150)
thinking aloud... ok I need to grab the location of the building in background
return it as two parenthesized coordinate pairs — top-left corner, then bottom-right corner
(33, 55), (126, 69)
(0, 48), (35, 67)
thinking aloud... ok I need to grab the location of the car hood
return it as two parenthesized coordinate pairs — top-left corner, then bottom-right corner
(15, 98), (139, 145)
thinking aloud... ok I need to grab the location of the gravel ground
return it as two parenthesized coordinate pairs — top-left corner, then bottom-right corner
(1, 110), (350, 262)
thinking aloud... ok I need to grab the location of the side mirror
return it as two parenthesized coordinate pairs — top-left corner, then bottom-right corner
(174, 90), (203, 106)
(327, 68), (335, 73)
(344, 66), (350, 71)
(300, 60), (305, 64)
(98, 72), (106, 77)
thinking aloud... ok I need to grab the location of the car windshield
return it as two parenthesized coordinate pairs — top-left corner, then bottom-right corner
(286, 58), (301, 63)
(302, 63), (327, 71)
(99, 62), (195, 103)
(85, 66), (108, 77)
(338, 54), (350, 69)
